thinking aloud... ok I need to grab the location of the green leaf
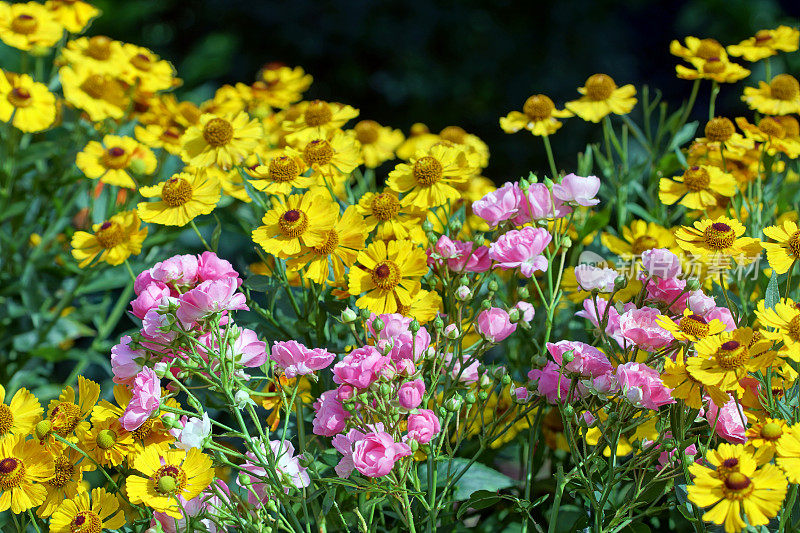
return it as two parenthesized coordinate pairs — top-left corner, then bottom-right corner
(668, 121), (698, 152)
(765, 272), (779, 310)
(210, 215), (222, 252)
(448, 458), (515, 500)
(456, 490), (501, 519)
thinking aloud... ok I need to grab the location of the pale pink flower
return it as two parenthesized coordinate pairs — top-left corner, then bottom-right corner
(688, 290), (716, 316)
(591, 372), (619, 394)
(442, 353), (480, 383)
(515, 301), (535, 322)
(641, 248), (682, 279)
(618, 307), (672, 350)
(197, 251), (241, 285)
(239, 440), (309, 503)
(489, 226), (551, 277)
(472, 182), (524, 226)
(706, 307), (737, 331)
(398, 379), (425, 409)
(616, 362), (675, 409)
(332, 346), (389, 389)
(552, 173), (600, 206)
(574, 264), (618, 292)
(546, 340), (612, 378)
(476, 307), (517, 342)
(150, 254), (199, 286)
(331, 428), (367, 478)
(176, 278), (248, 326)
(352, 431), (412, 477)
(406, 409), (441, 444)
(120, 367), (161, 430)
(312, 390), (350, 436)
(528, 362), (579, 403)
(131, 283), (171, 319)
(514, 182), (571, 223)
(111, 335), (144, 386)
(706, 398), (747, 443)
(271, 340), (335, 378)
(169, 413), (211, 450)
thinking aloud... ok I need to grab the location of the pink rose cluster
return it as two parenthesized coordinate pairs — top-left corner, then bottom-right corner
(312, 313), (440, 478)
(427, 235), (490, 273)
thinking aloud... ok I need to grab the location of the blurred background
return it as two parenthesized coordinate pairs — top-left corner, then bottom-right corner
(87, 0), (800, 181)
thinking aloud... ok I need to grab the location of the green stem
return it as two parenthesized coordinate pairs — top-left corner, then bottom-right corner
(542, 134), (558, 179)
(708, 81), (719, 120)
(189, 219), (212, 251)
(780, 484), (798, 532)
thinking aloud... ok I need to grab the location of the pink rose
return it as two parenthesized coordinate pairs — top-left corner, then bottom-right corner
(477, 307), (517, 342)
(706, 307), (736, 331)
(552, 173), (600, 207)
(616, 362), (675, 409)
(111, 335), (144, 386)
(151, 254), (199, 286)
(574, 264), (618, 292)
(688, 291), (716, 316)
(352, 431), (412, 477)
(270, 340), (335, 378)
(120, 367), (161, 430)
(312, 390), (350, 436)
(618, 307), (672, 350)
(528, 362), (579, 403)
(641, 248), (682, 279)
(134, 269), (166, 295)
(442, 353), (480, 383)
(197, 251), (241, 285)
(131, 283), (171, 319)
(546, 340), (612, 378)
(472, 182), (524, 226)
(515, 301), (535, 322)
(398, 379), (425, 409)
(230, 328), (267, 370)
(331, 428), (367, 478)
(489, 226), (551, 277)
(706, 398), (747, 443)
(176, 278), (248, 326)
(407, 409), (441, 444)
(514, 183), (570, 223)
(333, 346), (390, 389)
(466, 245), (491, 272)
(645, 277), (688, 314)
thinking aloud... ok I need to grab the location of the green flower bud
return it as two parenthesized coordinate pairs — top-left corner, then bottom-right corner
(686, 278), (701, 291)
(507, 308), (520, 323)
(473, 234), (485, 246)
(409, 438), (420, 452)
(341, 308), (357, 323)
(478, 391), (488, 401)
(562, 404), (574, 417)
(614, 276), (627, 291)
(372, 318), (385, 333)
(488, 280), (499, 292)
(360, 308), (371, 320)
(459, 275), (470, 286)
(481, 299), (492, 310)
(433, 316), (444, 331)
(445, 396), (463, 412)
(409, 319), (421, 334)
(438, 407), (447, 417)
(561, 236), (573, 249)
(561, 350), (575, 363)
(517, 286), (529, 299)
(465, 392), (477, 404)
(543, 177), (554, 189)
(501, 374), (511, 386)
(379, 383), (392, 398)
(449, 219), (462, 233)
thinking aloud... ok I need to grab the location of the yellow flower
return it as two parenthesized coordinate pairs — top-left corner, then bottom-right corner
(659, 165), (737, 209)
(688, 444), (786, 533)
(0, 385), (41, 441)
(287, 206), (367, 285)
(600, 219), (679, 259)
(137, 171), (221, 227)
(119, 43), (177, 93)
(500, 94), (572, 137)
(76, 135), (157, 188)
(60, 35), (125, 74)
(670, 36), (728, 64)
(728, 26), (800, 62)
(755, 298), (800, 361)
(283, 99), (359, 140)
(348, 239), (428, 314)
(565, 73), (637, 123)
(135, 123), (185, 155)
(742, 74), (800, 115)
(251, 190), (338, 259)
(746, 418), (789, 462)
(687, 328), (775, 391)
(81, 415), (133, 467)
(775, 423), (800, 482)
(49, 487), (126, 533)
(675, 57), (750, 83)
(36, 376), (100, 449)
(127, 446), (214, 518)
(357, 190), (425, 242)
(656, 309), (727, 342)
(290, 129), (362, 184)
(256, 64), (312, 109)
(387, 143), (477, 208)
(44, 0), (100, 34)
(735, 116), (800, 159)
(198, 164), (251, 203)
(395, 123), (437, 159)
(182, 112), (261, 170)
(0, 72), (56, 132)
(37, 446), (94, 517)
(396, 287), (442, 323)
(245, 150), (312, 195)
(71, 210), (147, 267)
(59, 65), (127, 122)
(0, 435), (54, 514)
(353, 119), (404, 168)
(661, 351), (729, 409)
(436, 126), (490, 168)
(762, 219), (800, 274)
(675, 216), (761, 266)
(0, 2), (63, 51)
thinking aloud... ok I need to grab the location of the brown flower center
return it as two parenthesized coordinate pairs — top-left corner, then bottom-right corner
(49, 455), (75, 487)
(268, 156), (301, 183)
(6, 87), (31, 108)
(683, 166), (711, 192)
(702, 57), (725, 74)
(631, 235), (658, 255)
(754, 30), (772, 44)
(787, 315), (800, 342)
(313, 229), (340, 255)
(131, 417), (155, 441)
(161, 177), (193, 207)
(71, 510), (103, 533)
(758, 117), (786, 138)
(721, 458), (739, 469)
(770, 74), (800, 101)
(153, 464), (187, 495)
(704, 117), (735, 143)
(278, 209), (309, 238)
(440, 126), (467, 144)
(86, 36), (112, 60)
(695, 39), (724, 60)
(50, 402), (82, 437)
(303, 139), (334, 166)
(0, 457), (25, 490)
(372, 261), (401, 291)
(0, 404), (12, 436)
(760, 422), (783, 440)
(679, 314), (710, 338)
(584, 74), (617, 101)
(702, 222), (736, 250)
(371, 192), (401, 221)
(776, 116), (800, 137)
(354, 120), (381, 144)
(523, 94), (555, 121)
(304, 100), (333, 127)
(79, 74), (107, 99)
(131, 53), (153, 72)
(102, 146), (130, 169)
(723, 472), (752, 492)
(95, 221), (125, 249)
(717, 340), (748, 369)
(787, 231), (800, 258)
(413, 156), (443, 186)
(11, 14), (37, 35)
(202, 118), (234, 147)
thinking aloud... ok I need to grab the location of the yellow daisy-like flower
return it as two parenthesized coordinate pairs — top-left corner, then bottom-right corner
(687, 328), (775, 391)
(735, 116), (800, 159)
(353, 119), (404, 168)
(256, 64), (313, 109)
(688, 445), (786, 533)
(675, 216), (761, 266)
(675, 57), (751, 83)
(762, 219), (800, 274)
(251, 190), (338, 259)
(76, 135), (157, 188)
(135, 123), (185, 155)
(0, 72), (57, 133)
(49, 487), (126, 533)
(199, 164), (251, 203)
(37, 446), (94, 517)
(396, 287), (442, 323)
(755, 298), (800, 361)
(659, 165), (737, 210)
(289, 129), (362, 184)
(0, 435), (54, 514)
(59, 65), (127, 122)
(742, 74), (800, 116)
(746, 418), (789, 462)
(36, 376), (100, 448)
(348, 239), (429, 314)
(500, 94), (573, 137)
(656, 309), (727, 342)
(661, 351), (729, 410)
(283, 99), (359, 140)
(727, 26), (800, 62)
(288, 205), (367, 285)
(60, 35), (125, 74)
(0, 385), (41, 441)
(565, 73), (637, 123)
(356, 190), (425, 242)
(387, 143), (476, 208)
(127, 446), (214, 518)
(119, 43), (177, 93)
(436, 126), (490, 168)
(245, 150), (313, 195)
(182, 112), (262, 170)
(137, 171), (221, 227)
(44, 0), (100, 34)
(600, 219), (679, 259)
(70, 210), (147, 268)
(775, 423), (800, 483)
(0, 1), (63, 51)
(81, 415), (133, 467)
(670, 36), (728, 64)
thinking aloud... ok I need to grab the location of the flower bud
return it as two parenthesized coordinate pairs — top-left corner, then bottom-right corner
(488, 280), (499, 292)
(501, 374), (511, 386)
(341, 308), (357, 323)
(445, 395), (463, 412)
(154, 361), (169, 378)
(426, 232), (438, 243)
(372, 318), (385, 333)
(465, 392), (477, 404)
(455, 285), (472, 301)
(379, 383), (392, 398)
(686, 278), (701, 291)
(408, 438), (420, 452)
(614, 276), (627, 291)
(517, 286), (529, 299)
(561, 236), (573, 249)
(561, 350), (575, 363)
(563, 404), (574, 417)
(507, 308), (520, 323)
(543, 177), (554, 189)
(481, 299), (492, 310)
(459, 275), (470, 285)
(360, 308), (371, 320)
(337, 384), (356, 402)
(444, 324), (459, 339)
(266, 500), (278, 512)
(409, 319), (421, 334)
(438, 407), (447, 417)
(233, 390), (254, 409)
(433, 316), (444, 331)
(449, 219), (462, 233)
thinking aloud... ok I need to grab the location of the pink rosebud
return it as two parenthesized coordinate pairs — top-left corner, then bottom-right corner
(333, 346), (389, 389)
(574, 264), (618, 292)
(398, 379), (425, 409)
(120, 367), (161, 430)
(641, 248), (681, 279)
(618, 307), (673, 350)
(367, 313), (410, 340)
(476, 307), (517, 342)
(176, 278), (248, 326)
(111, 335), (144, 386)
(271, 340), (335, 378)
(514, 182), (571, 223)
(337, 384), (356, 402)
(197, 251), (241, 285)
(515, 301), (535, 322)
(472, 182), (524, 227)
(688, 290), (716, 316)
(442, 353), (480, 383)
(706, 398), (747, 443)
(151, 254), (199, 286)
(616, 362), (675, 409)
(131, 283), (171, 319)
(489, 226), (551, 277)
(353, 431), (412, 477)
(528, 362), (579, 404)
(552, 173), (600, 207)
(134, 269), (165, 295)
(546, 340), (613, 378)
(512, 386), (531, 403)
(312, 390), (351, 436)
(407, 409), (441, 444)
